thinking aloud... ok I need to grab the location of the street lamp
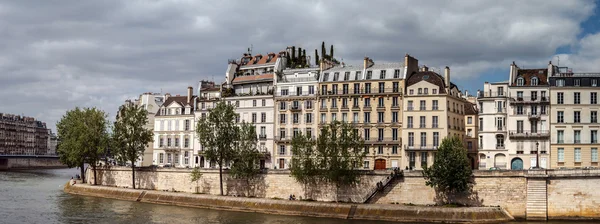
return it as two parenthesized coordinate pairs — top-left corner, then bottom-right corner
(536, 142), (540, 168)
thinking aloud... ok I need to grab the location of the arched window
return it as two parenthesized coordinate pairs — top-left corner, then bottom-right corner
(516, 77), (524, 86)
(531, 77), (539, 86)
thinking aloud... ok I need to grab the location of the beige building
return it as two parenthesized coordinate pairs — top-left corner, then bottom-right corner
(549, 65), (599, 168)
(274, 67), (320, 169)
(402, 66), (474, 170)
(464, 103), (479, 169)
(318, 55), (417, 170)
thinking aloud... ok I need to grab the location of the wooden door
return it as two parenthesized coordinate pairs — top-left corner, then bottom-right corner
(374, 159), (386, 170)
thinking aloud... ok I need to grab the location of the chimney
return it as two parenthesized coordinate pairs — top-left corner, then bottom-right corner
(187, 86), (193, 104)
(403, 54), (419, 79)
(444, 66), (450, 88)
(548, 60), (554, 78)
(509, 61), (516, 85)
(165, 93), (171, 101)
(363, 57), (369, 70)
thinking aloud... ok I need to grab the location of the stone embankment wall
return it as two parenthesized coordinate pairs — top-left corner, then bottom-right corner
(65, 183), (513, 223)
(87, 167), (600, 220)
(0, 158), (65, 170)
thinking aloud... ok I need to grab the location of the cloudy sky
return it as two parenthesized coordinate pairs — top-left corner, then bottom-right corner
(1, 0), (599, 132)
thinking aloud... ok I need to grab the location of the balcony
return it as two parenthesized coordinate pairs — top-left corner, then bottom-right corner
(275, 91), (317, 97)
(351, 106), (361, 111)
(319, 106), (328, 111)
(365, 137), (399, 144)
(478, 91), (507, 98)
(341, 105), (350, 111)
(510, 96), (550, 104)
(508, 130), (550, 138)
(528, 112), (541, 120)
(289, 105), (301, 112)
(496, 144), (505, 149)
(404, 145), (439, 151)
(274, 135), (293, 143)
(259, 134), (267, 140)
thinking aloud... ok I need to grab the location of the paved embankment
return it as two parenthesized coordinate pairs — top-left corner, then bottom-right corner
(64, 183), (513, 223)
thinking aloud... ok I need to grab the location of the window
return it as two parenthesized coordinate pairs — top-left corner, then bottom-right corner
(392, 128), (398, 141)
(392, 112), (398, 123)
(167, 154), (172, 163)
(394, 69), (400, 78)
(354, 83), (360, 94)
(479, 118), (483, 131)
(184, 138), (189, 148)
(344, 72), (350, 81)
(379, 70), (386, 79)
(378, 112), (384, 123)
(342, 84), (349, 94)
(279, 145), (286, 155)
(557, 130), (564, 143)
(253, 100), (257, 107)
(424, 88), (428, 94)
(293, 113), (299, 124)
(420, 116), (426, 128)
(366, 71), (372, 79)
(353, 112), (359, 123)
(420, 132), (427, 147)
(279, 129), (286, 139)
(364, 98), (371, 107)
(279, 114), (286, 124)
(557, 92), (564, 104)
(365, 83), (371, 93)
(308, 86), (314, 95)
(557, 111), (564, 123)
(432, 89), (437, 94)
(392, 146), (398, 154)
(159, 153), (164, 163)
(333, 72), (339, 81)
(468, 117), (472, 124)
(531, 91), (538, 101)
(305, 113), (313, 123)
(592, 111), (598, 123)
(364, 112), (371, 123)
(332, 84), (338, 95)
(557, 148), (564, 162)
(592, 148), (598, 162)
(320, 99), (326, 109)
(409, 89), (414, 95)
(556, 79), (565, 87)
(296, 86), (302, 96)
(592, 92), (598, 104)
(342, 113), (348, 122)
(320, 113), (326, 124)
(355, 71), (361, 80)
(331, 113), (337, 121)
(363, 161), (369, 169)
(280, 101), (287, 110)
(235, 101), (239, 107)
(306, 128), (312, 138)
(379, 82), (385, 93)
(433, 132), (439, 147)
(235, 114), (240, 123)
(185, 120), (190, 131)
(541, 105), (547, 115)
(407, 100), (413, 111)
(321, 85), (328, 95)
(392, 97), (398, 107)
(432, 100), (438, 110)
(159, 137), (164, 147)
(378, 129), (384, 141)
(420, 100), (426, 110)
(575, 79), (581, 86)
(393, 82), (399, 93)
(432, 116), (438, 128)
(167, 137), (172, 146)
(574, 111), (581, 123)
(261, 113), (266, 122)
(575, 148), (581, 162)
(331, 99), (337, 108)
(378, 97), (384, 108)
(418, 88), (422, 94)
(516, 77), (524, 86)
(364, 129), (370, 140)
(517, 105), (523, 115)
(407, 116), (413, 128)
(574, 130), (581, 144)
(306, 100), (313, 109)
(531, 77), (538, 86)
(574, 92), (581, 104)
(252, 113), (257, 123)
(408, 132), (414, 146)
(592, 130), (598, 143)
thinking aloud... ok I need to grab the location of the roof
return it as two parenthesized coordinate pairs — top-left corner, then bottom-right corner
(513, 69), (548, 86)
(161, 96), (189, 108)
(282, 67), (319, 75)
(232, 73), (274, 84)
(405, 71), (448, 94)
(320, 62), (404, 82)
(200, 87), (220, 92)
(464, 103), (478, 115)
(240, 53), (279, 67)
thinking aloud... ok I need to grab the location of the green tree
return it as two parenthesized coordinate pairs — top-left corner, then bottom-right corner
(291, 121), (365, 201)
(112, 104), (154, 189)
(321, 41), (326, 60)
(422, 136), (473, 204)
(196, 101), (237, 195)
(330, 44), (334, 60)
(314, 49), (319, 66)
(291, 46), (296, 68)
(57, 108), (110, 184)
(190, 166), (203, 193)
(229, 122), (262, 196)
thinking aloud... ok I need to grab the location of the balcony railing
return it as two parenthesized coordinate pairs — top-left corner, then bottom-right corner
(290, 105), (301, 111)
(275, 91), (317, 97)
(510, 96), (549, 104)
(528, 112), (541, 119)
(508, 130), (550, 138)
(496, 145), (505, 149)
(259, 134), (267, 140)
(478, 91), (507, 98)
(404, 145), (439, 151)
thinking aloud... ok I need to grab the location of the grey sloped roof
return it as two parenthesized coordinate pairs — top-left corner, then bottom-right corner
(320, 62), (405, 82)
(282, 67), (319, 75)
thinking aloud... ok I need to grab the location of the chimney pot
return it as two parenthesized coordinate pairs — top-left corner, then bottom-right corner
(187, 86), (193, 104)
(444, 66), (450, 88)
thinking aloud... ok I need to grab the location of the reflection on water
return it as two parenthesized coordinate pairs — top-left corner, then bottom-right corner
(0, 168), (589, 224)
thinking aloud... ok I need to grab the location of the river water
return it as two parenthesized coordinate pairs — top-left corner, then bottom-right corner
(0, 168), (583, 224)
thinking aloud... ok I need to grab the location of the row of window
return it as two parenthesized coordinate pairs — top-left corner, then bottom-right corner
(320, 82), (401, 95)
(322, 69), (402, 82)
(556, 111), (598, 123)
(159, 120), (191, 131)
(556, 92), (598, 104)
(319, 97), (401, 109)
(406, 116), (464, 129)
(157, 151), (192, 164)
(514, 105), (547, 115)
(158, 136), (191, 148)
(280, 86), (315, 96)
(556, 148), (599, 163)
(277, 144), (401, 156)
(407, 87), (439, 95)
(229, 99), (268, 108)
(556, 130), (598, 144)
(555, 78), (599, 87)
(160, 107), (189, 116)
(407, 132), (440, 148)
(406, 100), (465, 114)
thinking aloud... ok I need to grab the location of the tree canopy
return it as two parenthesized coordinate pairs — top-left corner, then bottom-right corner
(229, 121), (262, 196)
(112, 104), (154, 189)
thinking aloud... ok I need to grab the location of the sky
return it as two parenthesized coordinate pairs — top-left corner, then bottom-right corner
(1, 0), (600, 132)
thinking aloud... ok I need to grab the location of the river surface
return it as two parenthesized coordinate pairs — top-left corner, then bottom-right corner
(0, 168), (587, 224)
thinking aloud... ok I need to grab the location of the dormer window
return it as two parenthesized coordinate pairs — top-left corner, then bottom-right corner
(344, 72), (350, 81)
(323, 73), (329, 81)
(380, 70), (386, 79)
(516, 77), (524, 86)
(531, 77), (539, 86)
(333, 72), (339, 81)
(366, 71), (372, 80)
(418, 88), (422, 94)
(355, 71), (361, 80)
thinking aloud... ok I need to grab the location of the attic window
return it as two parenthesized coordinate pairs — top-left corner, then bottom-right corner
(366, 71), (372, 80)
(531, 77), (539, 86)
(333, 72), (339, 81)
(344, 72), (350, 81)
(422, 75), (429, 80)
(516, 77), (524, 86)
(380, 70), (386, 79)
(355, 71), (361, 80)
(323, 73), (329, 81)
(394, 69), (401, 78)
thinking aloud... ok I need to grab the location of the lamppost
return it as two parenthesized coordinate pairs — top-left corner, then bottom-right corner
(536, 142), (540, 169)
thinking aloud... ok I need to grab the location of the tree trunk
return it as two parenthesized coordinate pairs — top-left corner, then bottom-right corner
(219, 164), (224, 195)
(93, 163), (97, 185)
(132, 162), (136, 189)
(80, 162), (85, 183)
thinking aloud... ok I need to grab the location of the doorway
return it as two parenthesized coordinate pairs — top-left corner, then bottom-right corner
(511, 158), (523, 170)
(374, 159), (386, 170)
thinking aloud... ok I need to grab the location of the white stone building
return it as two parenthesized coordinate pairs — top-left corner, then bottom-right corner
(153, 87), (197, 168)
(477, 81), (509, 169)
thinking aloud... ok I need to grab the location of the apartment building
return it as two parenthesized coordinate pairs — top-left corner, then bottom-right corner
(221, 51), (288, 169)
(476, 81), (509, 169)
(124, 92), (166, 166)
(274, 67), (320, 169)
(505, 62), (551, 169)
(403, 66), (474, 170)
(194, 81), (221, 168)
(464, 103), (479, 169)
(549, 65), (600, 168)
(153, 88), (197, 168)
(0, 113), (48, 155)
(318, 55), (416, 170)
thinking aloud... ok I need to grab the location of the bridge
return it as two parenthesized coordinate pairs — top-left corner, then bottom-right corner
(0, 154), (63, 170)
